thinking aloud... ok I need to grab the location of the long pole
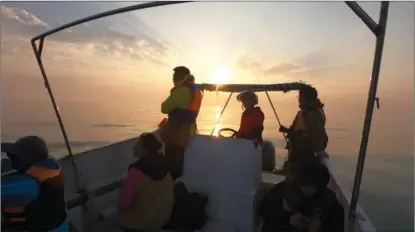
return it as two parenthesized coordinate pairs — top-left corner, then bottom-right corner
(31, 39), (93, 232)
(348, 1), (389, 228)
(265, 91), (288, 143)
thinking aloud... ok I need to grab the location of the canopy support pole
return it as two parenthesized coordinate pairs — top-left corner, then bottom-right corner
(265, 91), (288, 143)
(31, 38), (92, 232)
(31, 39), (73, 157)
(345, 2), (379, 35)
(210, 92), (233, 136)
(348, 2), (389, 231)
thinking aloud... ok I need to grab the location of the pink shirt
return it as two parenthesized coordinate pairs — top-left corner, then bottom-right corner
(117, 168), (146, 212)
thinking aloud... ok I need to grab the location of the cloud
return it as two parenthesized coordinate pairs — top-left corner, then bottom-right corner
(235, 50), (349, 80)
(1, 6), (49, 31)
(264, 62), (301, 75)
(235, 53), (262, 71)
(1, 5), (175, 66)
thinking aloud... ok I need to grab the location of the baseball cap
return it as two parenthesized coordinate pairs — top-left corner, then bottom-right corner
(2, 136), (49, 170)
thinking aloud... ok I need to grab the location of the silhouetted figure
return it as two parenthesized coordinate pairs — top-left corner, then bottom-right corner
(1, 136), (68, 232)
(235, 90), (265, 147)
(279, 86), (328, 176)
(117, 133), (174, 231)
(258, 159), (343, 232)
(159, 66), (203, 179)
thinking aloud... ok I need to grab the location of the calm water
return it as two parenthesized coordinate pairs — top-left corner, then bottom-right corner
(2, 94), (414, 232)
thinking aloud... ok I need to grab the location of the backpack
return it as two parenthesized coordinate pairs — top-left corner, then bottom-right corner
(162, 181), (208, 231)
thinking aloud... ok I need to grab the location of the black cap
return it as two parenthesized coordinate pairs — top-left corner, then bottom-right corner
(3, 136), (49, 170)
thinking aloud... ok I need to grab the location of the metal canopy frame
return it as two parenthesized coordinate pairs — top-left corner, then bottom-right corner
(196, 82), (308, 137)
(208, 89), (289, 144)
(30, 1), (389, 231)
(197, 82), (310, 92)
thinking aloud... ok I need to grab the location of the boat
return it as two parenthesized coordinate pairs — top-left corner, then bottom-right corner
(1, 1), (390, 232)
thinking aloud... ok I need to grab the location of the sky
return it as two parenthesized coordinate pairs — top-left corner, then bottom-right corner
(1, 1), (414, 156)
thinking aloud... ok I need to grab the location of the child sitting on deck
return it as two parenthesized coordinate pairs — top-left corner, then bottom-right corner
(117, 133), (174, 232)
(258, 158), (344, 232)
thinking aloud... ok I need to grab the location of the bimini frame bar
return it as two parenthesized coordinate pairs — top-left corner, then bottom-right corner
(348, 2), (389, 231)
(30, 2), (389, 231)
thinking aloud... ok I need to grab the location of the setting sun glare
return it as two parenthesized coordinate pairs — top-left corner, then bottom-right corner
(210, 65), (231, 84)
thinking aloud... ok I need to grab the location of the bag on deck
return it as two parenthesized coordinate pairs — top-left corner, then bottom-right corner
(162, 181), (208, 231)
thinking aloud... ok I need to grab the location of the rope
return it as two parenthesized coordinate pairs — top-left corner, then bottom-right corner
(210, 92), (233, 136)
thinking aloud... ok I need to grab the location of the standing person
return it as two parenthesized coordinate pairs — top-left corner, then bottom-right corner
(159, 66), (203, 179)
(235, 90), (265, 146)
(1, 136), (68, 232)
(117, 133), (174, 231)
(279, 85), (328, 175)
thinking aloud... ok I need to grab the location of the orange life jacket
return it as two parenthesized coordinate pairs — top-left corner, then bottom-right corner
(168, 81), (203, 123)
(291, 108), (326, 137)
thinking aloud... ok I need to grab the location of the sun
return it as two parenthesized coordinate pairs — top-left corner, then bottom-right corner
(210, 65), (232, 84)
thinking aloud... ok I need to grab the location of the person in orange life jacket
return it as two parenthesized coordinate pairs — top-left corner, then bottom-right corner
(1, 136), (68, 232)
(279, 86), (329, 175)
(117, 133), (174, 231)
(160, 66), (203, 180)
(235, 90), (265, 146)
(160, 66), (202, 138)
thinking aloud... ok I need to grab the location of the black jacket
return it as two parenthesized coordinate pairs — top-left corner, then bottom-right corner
(258, 181), (344, 232)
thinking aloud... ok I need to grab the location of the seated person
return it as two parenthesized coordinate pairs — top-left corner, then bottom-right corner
(117, 133), (174, 231)
(1, 136), (68, 232)
(235, 90), (265, 145)
(258, 159), (344, 232)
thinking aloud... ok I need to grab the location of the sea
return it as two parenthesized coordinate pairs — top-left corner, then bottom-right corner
(1, 88), (414, 232)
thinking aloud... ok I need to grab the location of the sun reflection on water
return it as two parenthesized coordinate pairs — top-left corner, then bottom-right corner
(213, 105), (222, 136)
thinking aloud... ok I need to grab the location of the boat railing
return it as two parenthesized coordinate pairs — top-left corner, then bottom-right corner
(322, 157), (376, 232)
(66, 176), (124, 210)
